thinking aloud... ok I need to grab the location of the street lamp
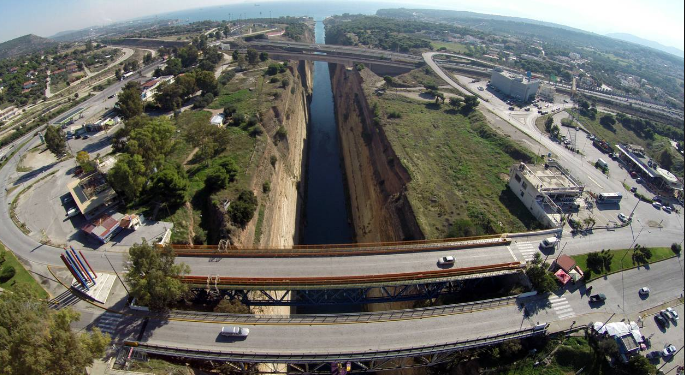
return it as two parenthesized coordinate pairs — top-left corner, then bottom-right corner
(619, 226), (644, 319)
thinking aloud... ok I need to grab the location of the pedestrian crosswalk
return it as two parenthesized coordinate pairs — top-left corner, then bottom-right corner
(515, 241), (539, 262)
(549, 295), (576, 320)
(95, 311), (123, 336)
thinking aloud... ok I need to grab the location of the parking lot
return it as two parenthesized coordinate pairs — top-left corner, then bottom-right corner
(639, 304), (684, 373)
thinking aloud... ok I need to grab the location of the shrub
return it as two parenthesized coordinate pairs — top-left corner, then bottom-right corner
(270, 77), (279, 83)
(0, 265), (16, 282)
(262, 181), (271, 193)
(281, 78), (290, 88)
(270, 155), (277, 167)
(672, 243), (682, 255)
(228, 190), (258, 227)
(387, 111), (402, 119)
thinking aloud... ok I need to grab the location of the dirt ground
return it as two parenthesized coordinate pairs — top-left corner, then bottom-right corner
(18, 146), (58, 171)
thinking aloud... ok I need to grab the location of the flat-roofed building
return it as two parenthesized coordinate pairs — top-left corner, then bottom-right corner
(490, 67), (540, 102)
(508, 161), (585, 228)
(67, 174), (120, 220)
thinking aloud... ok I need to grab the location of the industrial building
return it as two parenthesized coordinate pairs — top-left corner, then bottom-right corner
(616, 144), (683, 196)
(490, 67), (540, 102)
(508, 161), (585, 228)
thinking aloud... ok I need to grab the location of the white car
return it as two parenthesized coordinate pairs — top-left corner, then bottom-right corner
(618, 213), (628, 222)
(665, 307), (679, 321)
(652, 202), (662, 209)
(539, 237), (558, 249)
(638, 287), (650, 296)
(662, 344), (677, 357)
(220, 326), (249, 338)
(438, 256), (455, 266)
(662, 206), (673, 213)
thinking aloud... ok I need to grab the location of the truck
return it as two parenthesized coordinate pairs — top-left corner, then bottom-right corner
(596, 158), (608, 169)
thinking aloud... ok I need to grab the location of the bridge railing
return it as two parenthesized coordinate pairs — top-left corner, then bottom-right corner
(128, 325), (547, 363)
(178, 262), (524, 288)
(166, 295), (517, 324)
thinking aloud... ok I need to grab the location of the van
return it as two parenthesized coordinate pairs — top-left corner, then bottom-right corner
(540, 237), (558, 249)
(220, 326), (249, 338)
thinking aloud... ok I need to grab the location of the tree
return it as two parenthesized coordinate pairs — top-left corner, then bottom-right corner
(194, 70), (218, 95)
(624, 355), (655, 375)
(175, 73), (198, 98)
(143, 52), (153, 65)
(177, 45), (199, 68)
(232, 50), (239, 61)
(596, 337), (619, 357)
(383, 75), (393, 85)
(281, 78), (290, 88)
(154, 81), (184, 111)
(545, 116), (554, 132)
(671, 243), (682, 255)
(75, 151), (95, 174)
(126, 117), (175, 170)
(228, 190), (258, 227)
(148, 165), (189, 207)
(525, 264), (557, 293)
(117, 81), (143, 119)
(205, 166), (230, 191)
(114, 68), (122, 81)
(107, 154), (146, 202)
(266, 63), (280, 76)
(44, 126), (66, 156)
(126, 242), (190, 312)
(449, 96), (463, 110)
(185, 117), (229, 163)
(163, 58), (182, 76)
(658, 150), (674, 171)
(246, 48), (259, 65)
(259, 52), (269, 62)
(599, 114), (616, 130)
(85, 40), (94, 52)
(462, 95), (479, 113)
(0, 290), (110, 375)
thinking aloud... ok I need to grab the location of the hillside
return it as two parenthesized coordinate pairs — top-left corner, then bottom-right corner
(606, 33), (684, 59)
(0, 34), (57, 60)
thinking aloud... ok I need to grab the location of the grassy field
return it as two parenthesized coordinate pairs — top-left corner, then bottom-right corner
(369, 92), (540, 239)
(572, 246), (677, 281)
(0, 243), (49, 299)
(568, 109), (683, 178)
(430, 40), (469, 54)
(129, 358), (192, 374)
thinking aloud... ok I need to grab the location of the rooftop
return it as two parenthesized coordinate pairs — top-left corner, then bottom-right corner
(67, 174), (118, 216)
(517, 162), (583, 194)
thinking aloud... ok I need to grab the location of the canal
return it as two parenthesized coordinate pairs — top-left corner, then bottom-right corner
(301, 20), (353, 246)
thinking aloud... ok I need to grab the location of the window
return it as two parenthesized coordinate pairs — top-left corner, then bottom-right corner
(521, 181), (527, 190)
(521, 191), (525, 197)
(514, 174), (522, 183)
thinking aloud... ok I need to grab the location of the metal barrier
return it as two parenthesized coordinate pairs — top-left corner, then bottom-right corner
(166, 295), (517, 324)
(129, 325), (548, 363)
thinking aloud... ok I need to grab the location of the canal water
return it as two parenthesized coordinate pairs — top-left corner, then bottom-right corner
(301, 20), (353, 246)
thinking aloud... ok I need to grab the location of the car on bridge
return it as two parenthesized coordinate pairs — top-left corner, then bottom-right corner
(437, 256), (455, 267)
(220, 326), (249, 338)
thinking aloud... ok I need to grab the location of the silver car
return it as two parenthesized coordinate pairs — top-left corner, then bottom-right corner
(220, 326), (249, 338)
(438, 256), (455, 266)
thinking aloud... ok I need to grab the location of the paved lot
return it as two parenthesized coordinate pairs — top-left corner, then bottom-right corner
(639, 304), (684, 373)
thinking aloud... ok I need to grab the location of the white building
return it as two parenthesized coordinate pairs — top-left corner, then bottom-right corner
(538, 85), (555, 102)
(490, 68), (540, 102)
(508, 162), (585, 228)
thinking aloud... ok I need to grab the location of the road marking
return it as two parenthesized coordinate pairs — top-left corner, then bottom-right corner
(586, 175), (603, 189)
(506, 246), (518, 262)
(547, 295), (576, 319)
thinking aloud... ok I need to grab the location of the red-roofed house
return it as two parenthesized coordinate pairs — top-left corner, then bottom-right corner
(82, 213), (123, 244)
(23, 80), (37, 89)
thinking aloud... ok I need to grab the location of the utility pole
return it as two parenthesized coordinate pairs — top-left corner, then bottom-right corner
(619, 226), (644, 319)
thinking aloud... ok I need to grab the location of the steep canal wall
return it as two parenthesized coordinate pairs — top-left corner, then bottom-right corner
(329, 64), (424, 243)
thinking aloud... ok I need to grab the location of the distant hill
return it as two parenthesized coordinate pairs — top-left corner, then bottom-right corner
(606, 33), (684, 59)
(0, 34), (57, 60)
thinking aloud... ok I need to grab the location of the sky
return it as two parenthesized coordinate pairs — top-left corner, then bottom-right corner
(0, 0), (683, 51)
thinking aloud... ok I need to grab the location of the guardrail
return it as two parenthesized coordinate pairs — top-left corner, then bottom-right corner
(166, 295), (517, 324)
(171, 235), (510, 257)
(128, 325), (548, 363)
(179, 262), (524, 288)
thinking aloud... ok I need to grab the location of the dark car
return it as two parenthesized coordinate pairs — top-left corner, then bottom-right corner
(655, 314), (669, 328)
(646, 350), (661, 360)
(82, 135), (89, 139)
(589, 294), (606, 303)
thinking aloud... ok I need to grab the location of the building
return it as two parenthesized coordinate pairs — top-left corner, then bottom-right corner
(67, 174), (120, 220)
(616, 144), (683, 195)
(508, 162), (585, 228)
(82, 213), (123, 244)
(490, 68), (540, 102)
(22, 80), (37, 89)
(210, 113), (225, 126)
(592, 321), (644, 362)
(538, 84), (555, 102)
(140, 75), (174, 101)
(568, 52), (581, 60)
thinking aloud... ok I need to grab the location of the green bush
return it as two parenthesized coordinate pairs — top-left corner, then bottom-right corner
(228, 190), (258, 227)
(0, 265), (16, 282)
(555, 345), (592, 369)
(672, 243), (682, 255)
(262, 181), (271, 193)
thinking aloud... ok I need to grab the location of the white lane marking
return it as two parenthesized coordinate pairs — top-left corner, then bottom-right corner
(558, 312), (576, 319)
(506, 246), (519, 262)
(587, 175), (603, 189)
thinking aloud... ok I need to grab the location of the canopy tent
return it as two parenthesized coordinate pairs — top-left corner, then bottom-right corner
(554, 269), (571, 284)
(568, 269), (582, 282)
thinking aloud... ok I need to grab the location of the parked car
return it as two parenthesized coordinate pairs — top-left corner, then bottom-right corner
(589, 294), (606, 303)
(82, 135), (89, 140)
(108, 94), (116, 99)
(646, 350), (661, 360)
(438, 256), (456, 266)
(66, 207), (79, 218)
(655, 314), (669, 328)
(539, 237), (558, 250)
(662, 206), (673, 213)
(652, 202), (662, 209)
(662, 344), (677, 357)
(665, 307), (679, 321)
(618, 213), (628, 222)
(220, 326), (249, 338)
(653, 196), (662, 203)
(630, 186), (637, 193)
(639, 287), (650, 296)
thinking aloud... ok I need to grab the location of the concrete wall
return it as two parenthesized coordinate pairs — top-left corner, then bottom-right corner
(508, 168), (556, 228)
